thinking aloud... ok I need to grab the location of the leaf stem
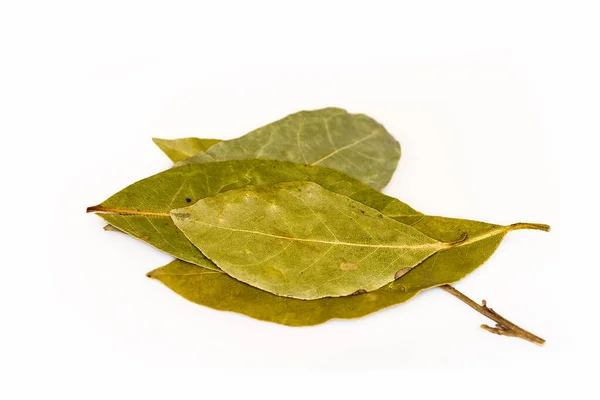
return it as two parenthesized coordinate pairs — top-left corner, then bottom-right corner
(508, 222), (551, 232)
(439, 284), (545, 345)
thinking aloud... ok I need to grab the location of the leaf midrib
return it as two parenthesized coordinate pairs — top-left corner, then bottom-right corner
(177, 218), (444, 250)
(86, 205), (170, 217)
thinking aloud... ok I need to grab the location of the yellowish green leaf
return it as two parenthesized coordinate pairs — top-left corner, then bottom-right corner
(171, 181), (465, 299)
(177, 108), (401, 190)
(148, 259), (420, 326)
(148, 221), (547, 325)
(87, 160), (420, 271)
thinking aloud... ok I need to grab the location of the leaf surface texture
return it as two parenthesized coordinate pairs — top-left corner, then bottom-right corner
(171, 181), (454, 299)
(148, 219), (547, 325)
(88, 160), (419, 271)
(177, 108), (401, 190)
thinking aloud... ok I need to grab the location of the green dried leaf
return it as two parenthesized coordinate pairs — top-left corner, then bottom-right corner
(148, 220), (548, 325)
(148, 259), (418, 326)
(87, 160), (419, 271)
(152, 137), (221, 163)
(177, 108), (401, 190)
(170, 181), (464, 299)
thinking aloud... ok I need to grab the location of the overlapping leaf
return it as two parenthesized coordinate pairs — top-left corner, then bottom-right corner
(171, 181), (464, 299)
(176, 108), (401, 190)
(148, 259), (418, 326)
(87, 160), (420, 271)
(148, 219), (548, 325)
(88, 108), (549, 328)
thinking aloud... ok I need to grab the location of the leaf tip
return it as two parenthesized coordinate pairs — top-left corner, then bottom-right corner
(508, 223), (551, 233)
(146, 269), (158, 279)
(86, 205), (101, 213)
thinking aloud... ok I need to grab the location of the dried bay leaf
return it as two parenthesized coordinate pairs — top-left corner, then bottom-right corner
(87, 160), (420, 271)
(170, 181), (465, 299)
(152, 137), (221, 163)
(148, 259), (418, 326)
(148, 220), (548, 325)
(176, 108), (401, 190)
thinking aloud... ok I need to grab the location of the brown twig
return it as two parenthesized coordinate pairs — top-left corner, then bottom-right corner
(439, 284), (545, 345)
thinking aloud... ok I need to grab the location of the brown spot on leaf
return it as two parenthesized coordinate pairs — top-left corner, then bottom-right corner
(340, 262), (358, 271)
(351, 289), (367, 295)
(186, 198), (191, 203)
(394, 267), (411, 280)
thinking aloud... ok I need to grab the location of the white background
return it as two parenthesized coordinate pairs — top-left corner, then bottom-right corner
(1, 1), (597, 399)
